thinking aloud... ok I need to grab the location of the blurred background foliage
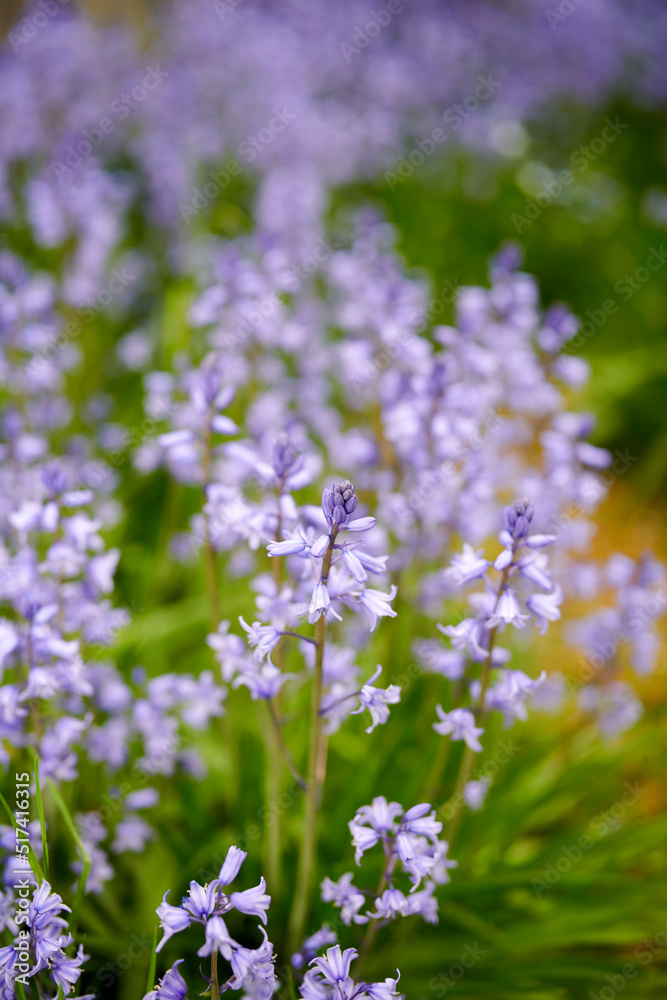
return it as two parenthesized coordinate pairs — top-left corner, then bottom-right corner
(2, 2), (667, 999)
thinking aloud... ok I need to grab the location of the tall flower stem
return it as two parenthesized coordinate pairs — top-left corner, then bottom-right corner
(263, 495), (286, 895)
(358, 843), (397, 977)
(442, 566), (510, 847)
(287, 528), (336, 955)
(210, 950), (220, 1000)
(203, 413), (220, 629)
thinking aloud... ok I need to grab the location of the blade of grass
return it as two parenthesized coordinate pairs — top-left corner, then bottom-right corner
(32, 754), (50, 881)
(0, 789), (44, 883)
(145, 927), (158, 994)
(47, 781), (91, 933)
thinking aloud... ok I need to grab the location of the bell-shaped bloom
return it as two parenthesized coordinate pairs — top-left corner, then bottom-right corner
(229, 877), (271, 925)
(433, 706), (484, 752)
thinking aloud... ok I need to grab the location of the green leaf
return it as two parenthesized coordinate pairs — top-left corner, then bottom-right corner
(47, 781), (91, 932)
(32, 753), (50, 881)
(0, 789), (44, 884)
(146, 926), (158, 994)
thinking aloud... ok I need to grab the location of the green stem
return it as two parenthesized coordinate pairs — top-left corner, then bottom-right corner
(210, 950), (220, 1000)
(358, 845), (398, 977)
(263, 703), (282, 897)
(286, 528), (336, 954)
(441, 566), (510, 847)
(203, 412), (220, 628)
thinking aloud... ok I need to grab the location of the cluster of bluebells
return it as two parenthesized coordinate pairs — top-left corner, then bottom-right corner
(206, 476), (401, 735)
(0, 880), (91, 999)
(413, 497), (565, 755)
(322, 797), (456, 928)
(147, 845), (276, 999)
(2, 0), (667, 256)
(0, 4), (664, 997)
(566, 551), (666, 735)
(297, 945), (401, 1000)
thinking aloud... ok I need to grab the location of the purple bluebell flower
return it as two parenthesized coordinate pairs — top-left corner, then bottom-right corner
(447, 544), (491, 585)
(367, 888), (409, 919)
(484, 669), (546, 723)
(219, 845), (247, 885)
(239, 617), (282, 658)
(291, 924), (338, 969)
(433, 707), (484, 752)
(228, 877), (271, 925)
(309, 946), (357, 991)
(50, 944), (88, 994)
(144, 959), (189, 1000)
(229, 926), (277, 996)
(350, 665), (401, 733)
(320, 873), (367, 926)
(526, 585), (563, 633)
(182, 880), (220, 921)
(503, 499), (534, 542)
(464, 778), (491, 812)
(357, 586), (397, 631)
(197, 915), (238, 959)
(156, 892), (192, 952)
(307, 582), (342, 625)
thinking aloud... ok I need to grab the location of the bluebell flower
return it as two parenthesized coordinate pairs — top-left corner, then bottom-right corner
(320, 873), (368, 926)
(307, 582), (342, 624)
(228, 877), (271, 925)
(367, 888), (409, 919)
(219, 845), (247, 885)
(233, 660), (295, 700)
(526, 585), (563, 633)
(197, 915), (238, 959)
(239, 617), (282, 658)
(433, 707), (484, 752)
(30, 880), (71, 930)
(144, 959), (189, 1000)
(484, 669), (546, 723)
(291, 924), (338, 969)
(357, 586), (397, 631)
(309, 945), (357, 990)
(182, 880), (220, 921)
(50, 944), (88, 994)
(447, 544), (490, 585)
(350, 665), (401, 733)
(503, 498), (534, 541)
(486, 589), (529, 630)
(464, 777), (491, 812)
(366, 973), (402, 1000)
(156, 891), (192, 952)
(229, 927), (277, 996)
